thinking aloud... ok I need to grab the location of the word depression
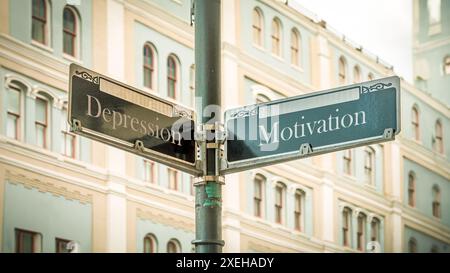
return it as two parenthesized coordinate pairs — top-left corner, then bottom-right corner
(68, 68), (196, 166)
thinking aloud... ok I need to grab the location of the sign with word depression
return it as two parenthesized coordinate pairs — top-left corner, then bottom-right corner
(223, 76), (401, 174)
(68, 64), (199, 175)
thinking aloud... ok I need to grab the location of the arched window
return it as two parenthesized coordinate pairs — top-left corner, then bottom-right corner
(167, 239), (181, 253)
(342, 207), (352, 247)
(368, 73), (374, 81)
(32, 0), (49, 45)
(35, 93), (51, 149)
(353, 66), (361, 83)
(434, 120), (443, 154)
(143, 160), (155, 183)
(408, 237), (417, 253)
(63, 6), (78, 57)
(6, 82), (24, 140)
(143, 44), (155, 89)
(411, 106), (420, 141)
(252, 8), (263, 46)
(364, 147), (375, 185)
(370, 218), (380, 242)
(294, 189), (305, 231)
(274, 182), (286, 224)
(408, 172), (416, 207)
(290, 28), (300, 66)
(253, 174), (266, 218)
(338, 56), (347, 85)
(143, 234), (157, 253)
(167, 55), (178, 99)
(343, 149), (352, 175)
(444, 56), (450, 75)
(432, 185), (441, 218)
(61, 106), (76, 158)
(271, 18), (282, 56)
(357, 213), (367, 251)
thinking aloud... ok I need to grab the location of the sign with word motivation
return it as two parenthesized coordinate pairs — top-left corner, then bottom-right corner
(223, 76), (400, 174)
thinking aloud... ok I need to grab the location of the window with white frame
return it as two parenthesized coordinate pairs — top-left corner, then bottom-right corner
(444, 56), (450, 75)
(370, 218), (380, 242)
(271, 18), (282, 56)
(6, 85), (22, 140)
(35, 96), (50, 149)
(32, 0), (50, 46)
(342, 207), (352, 247)
(63, 6), (79, 57)
(343, 149), (352, 175)
(434, 120), (443, 154)
(357, 213), (367, 251)
(143, 234), (158, 253)
(274, 182), (286, 224)
(411, 106), (420, 141)
(408, 237), (417, 253)
(167, 239), (181, 253)
(143, 160), (156, 183)
(432, 185), (441, 218)
(290, 28), (300, 67)
(253, 174), (265, 218)
(364, 147), (375, 185)
(167, 55), (178, 99)
(15, 228), (42, 253)
(61, 107), (76, 158)
(252, 8), (263, 47)
(294, 189), (305, 231)
(408, 171), (416, 207)
(168, 168), (178, 191)
(353, 65), (361, 83)
(338, 56), (347, 85)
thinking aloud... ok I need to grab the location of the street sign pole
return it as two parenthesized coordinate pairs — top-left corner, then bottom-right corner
(192, 0), (225, 253)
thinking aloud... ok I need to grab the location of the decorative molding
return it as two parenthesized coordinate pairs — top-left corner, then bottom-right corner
(229, 106), (258, 119)
(5, 170), (93, 204)
(74, 70), (99, 85)
(136, 208), (194, 233)
(173, 105), (193, 119)
(360, 82), (393, 95)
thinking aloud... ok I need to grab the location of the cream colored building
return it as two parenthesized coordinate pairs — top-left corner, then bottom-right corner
(0, 0), (448, 253)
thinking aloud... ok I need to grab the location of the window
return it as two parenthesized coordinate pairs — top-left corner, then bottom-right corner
(190, 176), (195, 196)
(370, 218), (380, 242)
(357, 213), (366, 251)
(342, 208), (352, 247)
(271, 18), (282, 56)
(294, 190), (304, 231)
(61, 108), (76, 158)
(253, 174), (265, 218)
(338, 57), (347, 85)
(15, 229), (42, 253)
(408, 238), (417, 253)
(55, 238), (71, 253)
(168, 168), (178, 191)
(411, 106), (420, 141)
(364, 147), (375, 185)
(167, 239), (181, 253)
(143, 160), (155, 183)
(408, 172), (416, 207)
(368, 73), (374, 81)
(343, 149), (352, 175)
(189, 64), (195, 106)
(63, 6), (78, 57)
(252, 8), (263, 46)
(144, 234), (157, 253)
(143, 44), (155, 89)
(427, 0), (441, 24)
(167, 56), (177, 99)
(434, 120), (443, 154)
(274, 182), (286, 224)
(353, 66), (361, 83)
(290, 28), (300, 66)
(431, 245), (439, 253)
(6, 86), (21, 140)
(35, 97), (49, 149)
(444, 56), (450, 75)
(32, 0), (48, 45)
(432, 185), (441, 218)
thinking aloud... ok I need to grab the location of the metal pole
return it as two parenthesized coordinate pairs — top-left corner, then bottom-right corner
(192, 0), (224, 253)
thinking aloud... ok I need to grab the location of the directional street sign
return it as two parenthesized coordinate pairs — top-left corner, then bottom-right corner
(68, 64), (199, 175)
(223, 76), (401, 174)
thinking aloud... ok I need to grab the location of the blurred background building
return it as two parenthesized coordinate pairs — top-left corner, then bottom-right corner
(0, 0), (448, 253)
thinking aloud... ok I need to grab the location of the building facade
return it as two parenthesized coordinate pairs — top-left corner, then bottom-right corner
(0, 0), (448, 253)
